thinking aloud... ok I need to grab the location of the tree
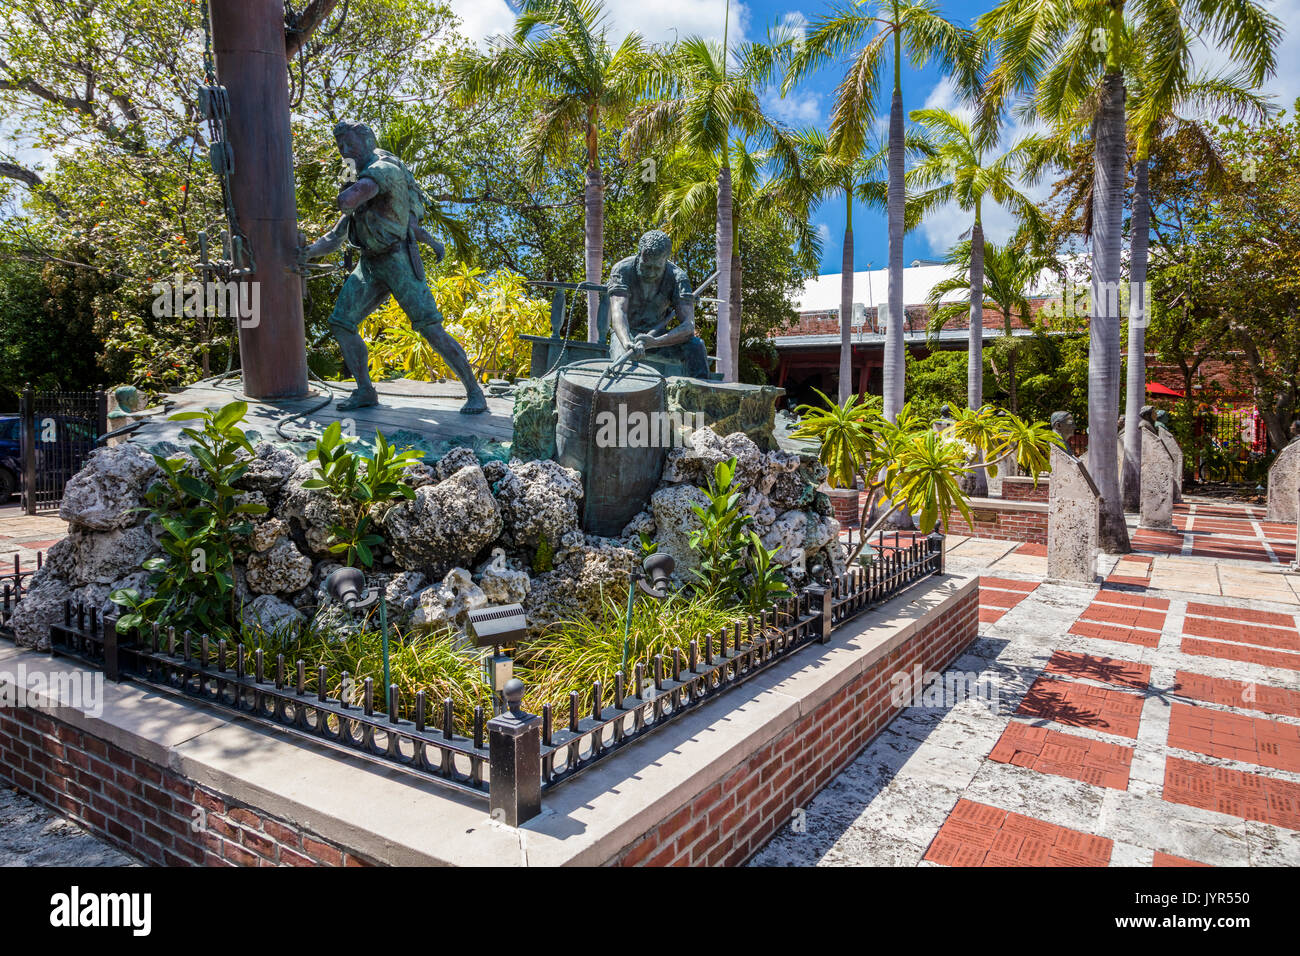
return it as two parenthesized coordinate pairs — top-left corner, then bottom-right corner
(908, 107), (1044, 492)
(784, 1), (977, 423)
(626, 38), (795, 381)
(978, 0), (1279, 551)
(925, 237), (1063, 416)
(785, 128), (890, 404)
(449, 0), (651, 343)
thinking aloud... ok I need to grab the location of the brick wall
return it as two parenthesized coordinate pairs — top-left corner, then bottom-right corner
(0, 706), (373, 867)
(1000, 477), (1049, 503)
(611, 582), (979, 866)
(946, 502), (1048, 545)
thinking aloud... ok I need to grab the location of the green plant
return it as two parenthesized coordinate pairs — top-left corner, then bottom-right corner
(792, 392), (1063, 564)
(743, 531), (790, 611)
(789, 388), (877, 488)
(518, 592), (756, 712)
(687, 457), (753, 600)
(239, 614), (493, 733)
(302, 422), (421, 567)
(111, 400), (266, 639)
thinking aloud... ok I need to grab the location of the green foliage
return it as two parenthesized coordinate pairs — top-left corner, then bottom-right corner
(687, 458), (753, 600)
(791, 391), (1061, 563)
(239, 613), (493, 734)
(111, 400), (265, 638)
(789, 387), (876, 488)
(532, 531), (555, 574)
(743, 531), (790, 611)
(303, 422), (420, 567)
(518, 592), (754, 712)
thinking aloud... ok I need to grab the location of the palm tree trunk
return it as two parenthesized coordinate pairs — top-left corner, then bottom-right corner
(968, 219), (987, 496)
(1090, 72), (1131, 553)
(1005, 308), (1018, 413)
(1121, 157), (1150, 512)
(839, 207), (854, 404)
(584, 165), (604, 344)
(716, 163), (734, 382)
(729, 246), (743, 381)
(883, 86), (906, 421)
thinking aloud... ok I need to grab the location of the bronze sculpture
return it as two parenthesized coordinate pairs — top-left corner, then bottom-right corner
(303, 120), (487, 414)
(607, 230), (709, 379)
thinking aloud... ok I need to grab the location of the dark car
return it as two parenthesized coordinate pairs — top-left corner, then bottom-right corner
(0, 414), (99, 506)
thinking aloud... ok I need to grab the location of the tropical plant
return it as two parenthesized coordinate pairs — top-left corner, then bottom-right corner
(907, 106), (1046, 493)
(793, 393), (1062, 563)
(925, 237), (1064, 415)
(784, 128), (893, 404)
(743, 531), (791, 611)
(626, 38), (797, 382)
(783, 0), (979, 422)
(111, 401), (266, 639)
(302, 422), (422, 568)
(977, 0), (1280, 549)
(688, 457), (754, 600)
(360, 263), (550, 382)
(518, 592), (755, 711)
(449, 0), (653, 341)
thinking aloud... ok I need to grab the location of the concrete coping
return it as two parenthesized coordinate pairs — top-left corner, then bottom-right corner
(0, 572), (976, 866)
(1000, 476), (1049, 486)
(961, 496), (1048, 514)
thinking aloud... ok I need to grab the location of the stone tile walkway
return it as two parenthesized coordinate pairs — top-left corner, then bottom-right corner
(755, 505), (1300, 867)
(0, 785), (137, 866)
(0, 504), (67, 583)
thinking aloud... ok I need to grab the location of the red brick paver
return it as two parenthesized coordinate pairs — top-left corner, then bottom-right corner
(1163, 757), (1300, 831)
(989, 722), (1133, 790)
(1167, 703), (1300, 774)
(925, 799), (1113, 867)
(1016, 677), (1145, 738)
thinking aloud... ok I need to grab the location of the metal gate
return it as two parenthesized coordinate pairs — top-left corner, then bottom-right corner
(19, 387), (107, 514)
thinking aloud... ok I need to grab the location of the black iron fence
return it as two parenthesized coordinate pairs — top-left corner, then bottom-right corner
(19, 387), (107, 515)
(0, 551), (46, 627)
(34, 533), (945, 826)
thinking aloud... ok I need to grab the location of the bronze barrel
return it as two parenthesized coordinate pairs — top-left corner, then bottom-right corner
(555, 360), (666, 536)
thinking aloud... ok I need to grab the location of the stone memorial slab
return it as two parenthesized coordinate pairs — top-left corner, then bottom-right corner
(1047, 444), (1101, 585)
(1267, 440), (1300, 523)
(1137, 423), (1176, 530)
(1155, 425), (1183, 503)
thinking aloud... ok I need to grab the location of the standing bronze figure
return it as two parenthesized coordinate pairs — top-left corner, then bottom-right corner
(303, 121), (487, 414)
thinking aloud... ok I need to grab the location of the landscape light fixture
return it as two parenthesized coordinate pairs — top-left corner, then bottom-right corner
(322, 566), (391, 712)
(622, 552), (677, 674)
(466, 604), (528, 714)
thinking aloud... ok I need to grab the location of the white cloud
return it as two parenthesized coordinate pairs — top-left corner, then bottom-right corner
(764, 88), (822, 126)
(815, 221), (832, 245)
(447, 0), (752, 49)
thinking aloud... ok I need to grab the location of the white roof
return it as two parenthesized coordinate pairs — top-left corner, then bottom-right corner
(793, 262), (1063, 313)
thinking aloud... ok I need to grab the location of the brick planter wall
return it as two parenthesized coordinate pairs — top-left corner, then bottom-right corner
(946, 499), (1048, 545)
(610, 580), (979, 866)
(0, 707), (374, 867)
(826, 488), (861, 527)
(1000, 476), (1049, 503)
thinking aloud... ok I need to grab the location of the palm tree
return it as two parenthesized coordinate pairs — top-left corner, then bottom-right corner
(785, 128), (890, 404)
(1120, 58), (1274, 510)
(907, 107), (1044, 493)
(925, 237), (1064, 416)
(649, 139), (819, 380)
(978, 0), (1279, 551)
(626, 39), (795, 381)
(783, 1), (978, 423)
(449, 0), (652, 342)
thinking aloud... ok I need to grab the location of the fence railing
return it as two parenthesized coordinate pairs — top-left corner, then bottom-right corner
(20, 386), (108, 515)
(0, 552), (46, 627)
(33, 532), (945, 826)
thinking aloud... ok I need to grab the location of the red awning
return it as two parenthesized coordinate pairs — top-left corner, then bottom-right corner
(1146, 382), (1184, 398)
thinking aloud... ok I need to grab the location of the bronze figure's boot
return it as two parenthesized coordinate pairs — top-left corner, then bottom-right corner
(421, 325), (488, 415)
(335, 329), (379, 410)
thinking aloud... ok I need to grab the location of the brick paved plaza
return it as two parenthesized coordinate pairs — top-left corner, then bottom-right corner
(753, 498), (1300, 866)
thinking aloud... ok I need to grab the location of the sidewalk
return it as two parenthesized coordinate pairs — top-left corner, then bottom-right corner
(757, 500), (1300, 867)
(0, 504), (68, 574)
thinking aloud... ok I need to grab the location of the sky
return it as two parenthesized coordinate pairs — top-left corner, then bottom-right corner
(447, 0), (1300, 276)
